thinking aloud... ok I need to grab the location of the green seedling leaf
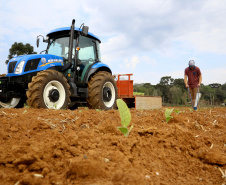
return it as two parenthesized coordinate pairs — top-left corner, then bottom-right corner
(174, 109), (181, 115)
(189, 108), (193, 112)
(165, 116), (172, 123)
(116, 99), (133, 137)
(118, 127), (129, 137)
(165, 108), (174, 123)
(129, 124), (134, 134)
(116, 99), (131, 127)
(165, 108), (174, 118)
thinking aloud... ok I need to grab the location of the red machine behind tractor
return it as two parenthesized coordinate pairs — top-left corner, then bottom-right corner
(116, 74), (162, 110)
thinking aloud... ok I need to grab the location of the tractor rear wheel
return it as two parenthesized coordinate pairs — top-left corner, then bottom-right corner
(87, 71), (117, 110)
(26, 70), (70, 109)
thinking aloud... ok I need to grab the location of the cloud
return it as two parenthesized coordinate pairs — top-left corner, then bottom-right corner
(125, 56), (140, 69)
(202, 68), (226, 85)
(119, 55), (156, 71)
(84, 0), (226, 55)
(142, 56), (156, 65)
(0, 0), (225, 86)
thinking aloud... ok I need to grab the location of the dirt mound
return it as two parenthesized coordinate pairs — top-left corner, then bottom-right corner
(0, 107), (225, 185)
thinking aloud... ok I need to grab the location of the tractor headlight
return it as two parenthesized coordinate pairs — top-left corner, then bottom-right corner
(15, 61), (25, 74)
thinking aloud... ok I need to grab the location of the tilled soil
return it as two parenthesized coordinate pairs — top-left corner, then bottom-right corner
(0, 107), (225, 185)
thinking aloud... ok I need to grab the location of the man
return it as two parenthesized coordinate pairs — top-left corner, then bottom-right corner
(184, 60), (202, 106)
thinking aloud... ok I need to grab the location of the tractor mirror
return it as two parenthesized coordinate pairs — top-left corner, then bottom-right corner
(82, 26), (89, 36)
(36, 38), (40, 48)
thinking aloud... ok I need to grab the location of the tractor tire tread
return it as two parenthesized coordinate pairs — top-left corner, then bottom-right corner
(87, 71), (117, 110)
(26, 70), (70, 109)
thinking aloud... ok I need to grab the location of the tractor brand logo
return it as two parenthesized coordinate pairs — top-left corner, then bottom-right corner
(39, 60), (63, 67)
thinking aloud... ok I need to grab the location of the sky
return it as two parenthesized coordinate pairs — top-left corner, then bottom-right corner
(0, 0), (225, 85)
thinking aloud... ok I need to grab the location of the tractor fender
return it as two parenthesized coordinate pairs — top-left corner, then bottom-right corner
(84, 63), (112, 83)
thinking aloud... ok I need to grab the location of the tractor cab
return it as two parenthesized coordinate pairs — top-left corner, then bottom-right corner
(40, 26), (101, 83)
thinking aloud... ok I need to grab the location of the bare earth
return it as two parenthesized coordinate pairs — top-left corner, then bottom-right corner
(0, 107), (225, 185)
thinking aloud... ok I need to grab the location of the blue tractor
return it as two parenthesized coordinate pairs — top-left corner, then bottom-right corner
(0, 20), (118, 110)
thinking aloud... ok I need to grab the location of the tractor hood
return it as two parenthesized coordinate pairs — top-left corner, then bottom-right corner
(7, 54), (64, 77)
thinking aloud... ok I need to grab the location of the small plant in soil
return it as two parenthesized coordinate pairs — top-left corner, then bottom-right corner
(116, 99), (133, 137)
(174, 109), (181, 115)
(165, 108), (174, 123)
(189, 108), (193, 112)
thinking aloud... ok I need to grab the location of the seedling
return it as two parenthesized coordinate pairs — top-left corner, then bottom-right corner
(116, 99), (133, 137)
(165, 108), (174, 123)
(189, 108), (193, 112)
(174, 109), (181, 115)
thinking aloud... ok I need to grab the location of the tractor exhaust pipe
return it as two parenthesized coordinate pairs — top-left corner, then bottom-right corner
(68, 19), (75, 64)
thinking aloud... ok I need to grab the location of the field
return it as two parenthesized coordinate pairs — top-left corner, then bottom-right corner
(0, 106), (225, 185)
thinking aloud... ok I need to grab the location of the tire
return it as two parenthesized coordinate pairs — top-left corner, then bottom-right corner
(87, 71), (117, 110)
(0, 98), (24, 108)
(0, 74), (24, 108)
(26, 70), (70, 109)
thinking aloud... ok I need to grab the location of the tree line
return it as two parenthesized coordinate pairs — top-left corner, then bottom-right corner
(133, 76), (226, 106)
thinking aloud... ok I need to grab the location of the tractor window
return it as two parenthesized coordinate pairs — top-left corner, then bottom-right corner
(78, 36), (97, 61)
(47, 37), (75, 59)
(77, 36), (98, 82)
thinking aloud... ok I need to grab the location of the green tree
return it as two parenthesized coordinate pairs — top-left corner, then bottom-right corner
(173, 78), (186, 92)
(159, 76), (174, 86)
(169, 86), (183, 105)
(133, 83), (155, 95)
(182, 91), (188, 105)
(156, 76), (174, 103)
(215, 83), (226, 102)
(153, 89), (162, 96)
(5, 42), (37, 64)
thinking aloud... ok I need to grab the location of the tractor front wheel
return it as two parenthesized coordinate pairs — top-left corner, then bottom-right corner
(26, 70), (70, 109)
(87, 71), (117, 110)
